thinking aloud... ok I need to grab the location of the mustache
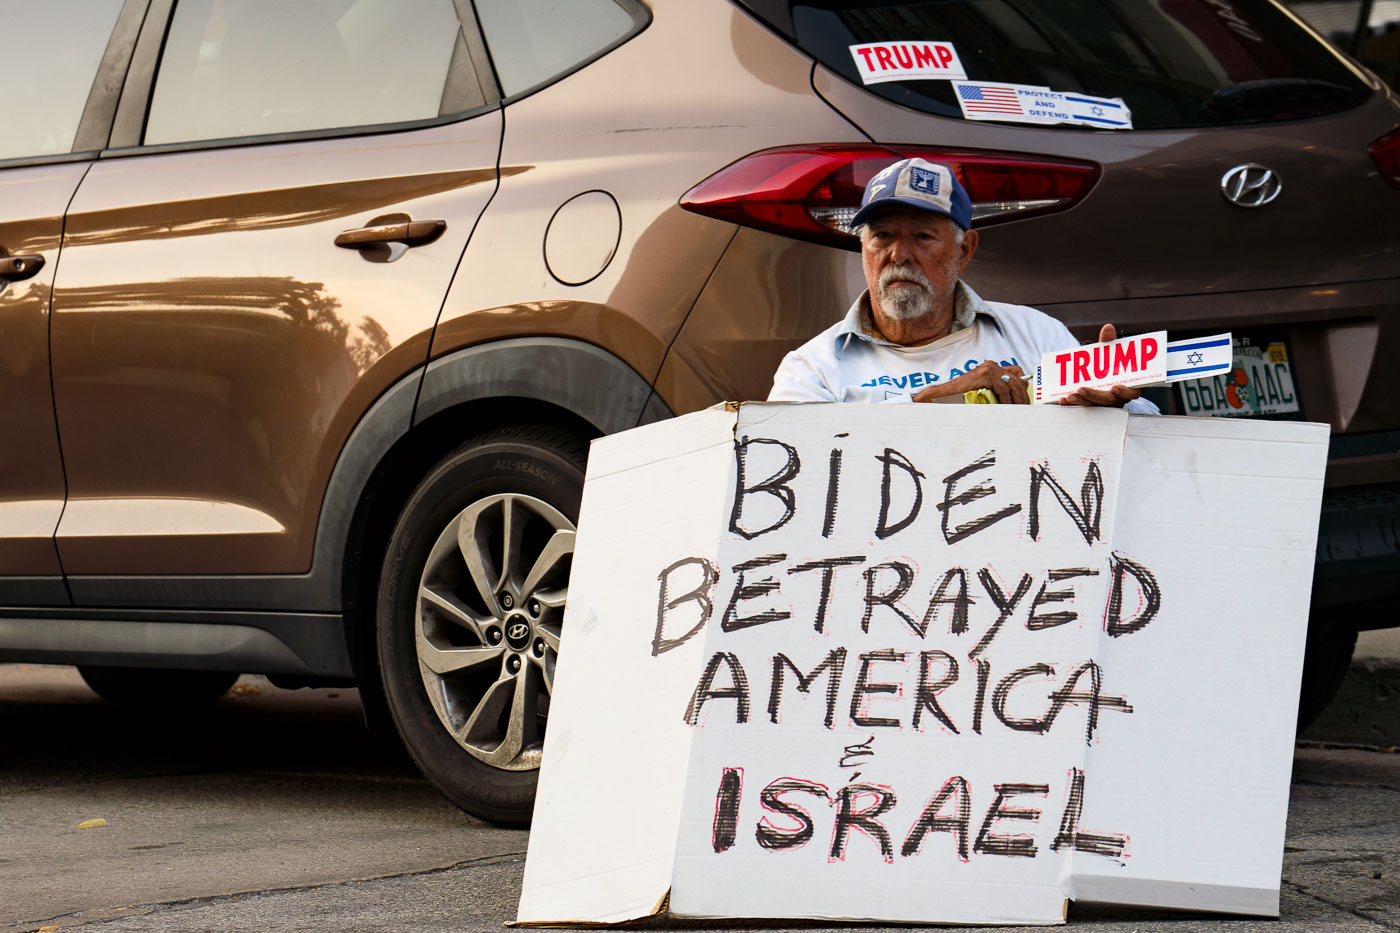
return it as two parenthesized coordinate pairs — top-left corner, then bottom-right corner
(879, 263), (931, 293)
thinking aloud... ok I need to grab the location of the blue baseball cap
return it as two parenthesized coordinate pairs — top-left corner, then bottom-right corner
(850, 158), (973, 231)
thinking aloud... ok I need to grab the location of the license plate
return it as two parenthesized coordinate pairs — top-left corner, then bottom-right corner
(1176, 338), (1301, 418)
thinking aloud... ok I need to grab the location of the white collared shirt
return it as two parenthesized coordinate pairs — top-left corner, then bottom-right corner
(768, 281), (1157, 413)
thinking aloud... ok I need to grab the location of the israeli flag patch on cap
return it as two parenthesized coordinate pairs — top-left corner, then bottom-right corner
(909, 166), (941, 195)
(894, 162), (954, 215)
(850, 156), (974, 230)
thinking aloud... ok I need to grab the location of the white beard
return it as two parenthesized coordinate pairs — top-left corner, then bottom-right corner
(877, 264), (934, 321)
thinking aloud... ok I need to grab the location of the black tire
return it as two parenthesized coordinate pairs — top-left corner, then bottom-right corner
(78, 666), (240, 706)
(1296, 620), (1357, 732)
(376, 425), (587, 824)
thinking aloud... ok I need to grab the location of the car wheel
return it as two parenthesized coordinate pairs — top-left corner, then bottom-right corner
(77, 666), (241, 705)
(1296, 619), (1357, 732)
(376, 425), (586, 824)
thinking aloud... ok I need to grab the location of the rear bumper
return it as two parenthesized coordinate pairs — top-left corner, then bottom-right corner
(1313, 471), (1400, 619)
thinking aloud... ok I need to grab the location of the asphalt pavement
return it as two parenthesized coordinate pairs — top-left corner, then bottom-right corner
(1, 630), (1398, 933)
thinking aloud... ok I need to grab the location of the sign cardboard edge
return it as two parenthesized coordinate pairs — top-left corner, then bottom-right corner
(507, 890), (673, 928)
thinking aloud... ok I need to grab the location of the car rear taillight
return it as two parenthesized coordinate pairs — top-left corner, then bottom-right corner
(1369, 125), (1400, 189)
(680, 145), (1101, 250)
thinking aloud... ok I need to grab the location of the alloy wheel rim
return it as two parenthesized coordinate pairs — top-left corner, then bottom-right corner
(414, 493), (574, 771)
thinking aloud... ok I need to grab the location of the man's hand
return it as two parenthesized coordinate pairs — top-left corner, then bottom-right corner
(913, 360), (1030, 405)
(1057, 324), (1144, 408)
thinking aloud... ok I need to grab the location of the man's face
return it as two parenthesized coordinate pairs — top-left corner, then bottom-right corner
(860, 208), (976, 328)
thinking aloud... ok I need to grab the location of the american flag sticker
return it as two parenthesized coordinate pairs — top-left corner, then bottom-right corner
(955, 82), (1024, 116)
(952, 81), (1060, 124)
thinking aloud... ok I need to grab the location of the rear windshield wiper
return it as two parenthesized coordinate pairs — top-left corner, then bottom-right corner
(1201, 78), (1357, 116)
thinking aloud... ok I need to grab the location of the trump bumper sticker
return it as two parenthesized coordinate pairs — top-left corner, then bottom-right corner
(1034, 332), (1233, 403)
(1035, 331), (1168, 403)
(850, 41), (967, 84)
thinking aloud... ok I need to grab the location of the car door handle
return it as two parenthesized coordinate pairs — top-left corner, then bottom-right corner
(0, 254), (44, 282)
(334, 220), (446, 250)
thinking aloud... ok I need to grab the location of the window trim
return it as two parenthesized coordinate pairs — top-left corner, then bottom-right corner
(452, 0), (502, 102)
(467, 0), (652, 106)
(101, 110), (502, 162)
(105, 0), (502, 157)
(0, 152), (103, 172)
(73, 0), (154, 153)
(108, 0), (172, 150)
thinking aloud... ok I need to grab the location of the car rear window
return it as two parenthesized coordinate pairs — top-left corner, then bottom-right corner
(737, 0), (1374, 129)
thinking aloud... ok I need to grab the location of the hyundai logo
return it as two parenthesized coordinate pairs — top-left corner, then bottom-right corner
(1221, 163), (1281, 207)
(508, 623), (530, 642)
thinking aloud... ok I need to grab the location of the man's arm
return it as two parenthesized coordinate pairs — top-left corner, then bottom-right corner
(767, 349), (837, 402)
(911, 360), (1031, 404)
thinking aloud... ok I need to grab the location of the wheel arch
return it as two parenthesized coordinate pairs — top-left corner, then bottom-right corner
(413, 336), (667, 435)
(336, 337), (670, 699)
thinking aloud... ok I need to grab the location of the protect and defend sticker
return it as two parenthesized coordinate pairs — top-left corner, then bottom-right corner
(954, 80), (1133, 129)
(849, 41), (967, 84)
(954, 81), (1070, 124)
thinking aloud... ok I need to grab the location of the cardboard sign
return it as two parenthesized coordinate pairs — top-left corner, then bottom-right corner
(849, 41), (967, 84)
(515, 404), (1327, 927)
(1034, 332), (1232, 403)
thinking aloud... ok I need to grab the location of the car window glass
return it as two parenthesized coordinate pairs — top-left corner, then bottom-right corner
(473, 0), (642, 98)
(145, 0), (473, 145)
(738, 0), (1372, 130)
(0, 0), (124, 160)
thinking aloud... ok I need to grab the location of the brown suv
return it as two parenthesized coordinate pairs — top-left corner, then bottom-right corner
(2, 0), (1397, 823)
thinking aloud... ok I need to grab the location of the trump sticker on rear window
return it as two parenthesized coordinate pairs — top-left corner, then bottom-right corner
(849, 41), (967, 84)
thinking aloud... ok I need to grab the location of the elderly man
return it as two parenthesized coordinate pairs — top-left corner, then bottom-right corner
(769, 158), (1155, 412)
